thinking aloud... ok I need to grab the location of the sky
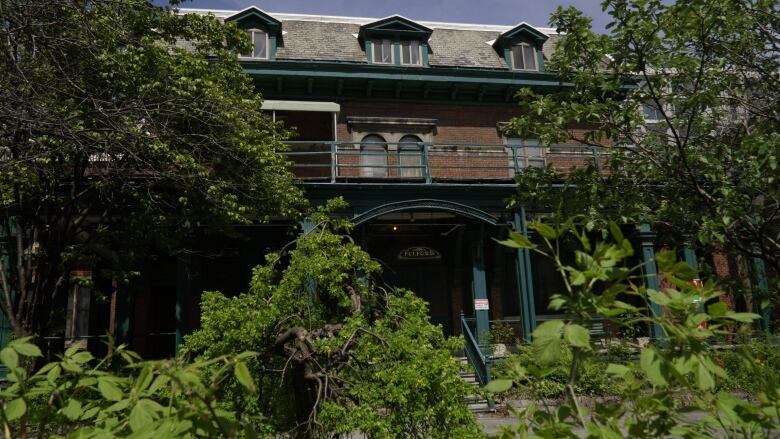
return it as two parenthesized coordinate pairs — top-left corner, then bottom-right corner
(169, 0), (612, 32)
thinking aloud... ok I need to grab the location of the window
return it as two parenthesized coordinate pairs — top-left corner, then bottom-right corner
(398, 135), (423, 177)
(242, 29), (268, 59)
(642, 102), (665, 122)
(400, 40), (421, 65)
(511, 43), (537, 71)
(507, 138), (545, 169)
(372, 39), (394, 64)
(360, 134), (387, 177)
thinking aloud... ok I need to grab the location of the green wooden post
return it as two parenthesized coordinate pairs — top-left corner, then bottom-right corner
(751, 256), (771, 333)
(301, 220), (317, 307)
(175, 252), (192, 356)
(683, 243), (702, 311)
(0, 224), (13, 377)
(114, 280), (134, 345)
(637, 224), (664, 340)
(471, 225), (489, 345)
(514, 208), (536, 342)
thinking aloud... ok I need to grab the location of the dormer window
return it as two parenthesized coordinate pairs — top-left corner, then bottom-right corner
(359, 16), (432, 67)
(372, 39), (394, 64)
(226, 7), (281, 61)
(494, 23), (548, 72)
(511, 43), (537, 71)
(400, 40), (422, 66)
(243, 29), (268, 59)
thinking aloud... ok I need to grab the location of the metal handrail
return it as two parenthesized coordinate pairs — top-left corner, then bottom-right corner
(281, 141), (606, 183)
(460, 311), (491, 386)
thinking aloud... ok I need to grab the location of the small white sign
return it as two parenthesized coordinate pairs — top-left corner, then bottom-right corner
(474, 299), (489, 311)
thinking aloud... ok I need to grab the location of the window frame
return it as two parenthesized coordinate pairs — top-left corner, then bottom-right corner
(506, 137), (546, 170)
(511, 43), (538, 71)
(400, 40), (422, 66)
(241, 28), (269, 60)
(372, 39), (395, 65)
(360, 134), (388, 177)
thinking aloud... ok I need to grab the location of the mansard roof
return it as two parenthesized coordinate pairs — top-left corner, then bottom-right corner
(179, 9), (562, 69)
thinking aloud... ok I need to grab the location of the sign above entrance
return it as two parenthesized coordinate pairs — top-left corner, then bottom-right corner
(474, 299), (489, 311)
(398, 246), (441, 260)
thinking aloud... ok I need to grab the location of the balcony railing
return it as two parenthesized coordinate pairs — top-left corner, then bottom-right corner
(282, 141), (605, 184)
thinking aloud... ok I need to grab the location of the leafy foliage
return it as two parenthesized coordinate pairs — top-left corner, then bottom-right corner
(505, 0), (780, 288)
(0, 0), (305, 338)
(184, 201), (483, 438)
(0, 337), (264, 438)
(489, 218), (779, 438)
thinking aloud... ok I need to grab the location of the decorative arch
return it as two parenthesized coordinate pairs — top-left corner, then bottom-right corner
(352, 199), (500, 226)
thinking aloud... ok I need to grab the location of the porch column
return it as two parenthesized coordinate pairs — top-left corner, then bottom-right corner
(471, 225), (489, 344)
(637, 224), (664, 339)
(514, 208), (536, 342)
(751, 256), (771, 333)
(683, 242), (703, 310)
(175, 251), (193, 355)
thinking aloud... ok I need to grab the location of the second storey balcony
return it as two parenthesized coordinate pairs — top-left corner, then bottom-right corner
(282, 141), (606, 184)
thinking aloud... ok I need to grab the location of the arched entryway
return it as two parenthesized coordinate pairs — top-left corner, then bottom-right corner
(352, 200), (523, 339)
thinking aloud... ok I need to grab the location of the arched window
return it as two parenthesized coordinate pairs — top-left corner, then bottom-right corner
(360, 134), (387, 177)
(398, 135), (423, 178)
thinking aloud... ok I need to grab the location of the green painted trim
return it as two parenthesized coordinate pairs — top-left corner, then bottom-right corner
(472, 226), (490, 345)
(242, 60), (572, 88)
(537, 49), (545, 72)
(514, 209), (536, 342)
(637, 224), (664, 340)
(269, 35), (277, 61)
(751, 256), (772, 333)
(421, 42), (430, 67)
(393, 36), (401, 67)
(365, 41), (373, 64)
(226, 7), (282, 36)
(358, 16), (433, 41)
(351, 199), (500, 226)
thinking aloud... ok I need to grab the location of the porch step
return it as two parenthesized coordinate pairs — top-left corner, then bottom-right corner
(457, 357), (495, 414)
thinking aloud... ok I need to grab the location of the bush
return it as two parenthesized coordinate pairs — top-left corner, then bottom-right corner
(717, 338), (780, 396)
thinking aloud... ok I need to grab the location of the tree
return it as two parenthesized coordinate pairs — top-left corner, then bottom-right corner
(505, 0), (779, 282)
(183, 201), (483, 439)
(0, 0), (305, 339)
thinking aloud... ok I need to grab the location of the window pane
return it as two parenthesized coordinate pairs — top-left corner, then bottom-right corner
(411, 41), (420, 65)
(382, 39), (392, 63)
(523, 45), (536, 70)
(399, 135), (422, 177)
(373, 40), (383, 63)
(361, 135), (387, 177)
(401, 41), (411, 64)
(512, 45), (524, 69)
(253, 31), (267, 58)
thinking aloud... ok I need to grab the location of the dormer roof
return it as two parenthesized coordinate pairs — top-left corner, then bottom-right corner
(225, 6), (282, 35)
(358, 15), (433, 41)
(493, 22), (548, 48)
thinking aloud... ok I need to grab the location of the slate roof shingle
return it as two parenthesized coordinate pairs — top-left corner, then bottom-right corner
(180, 9), (563, 70)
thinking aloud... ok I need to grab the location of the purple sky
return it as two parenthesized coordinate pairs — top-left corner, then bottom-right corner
(169, 0), (612, 31)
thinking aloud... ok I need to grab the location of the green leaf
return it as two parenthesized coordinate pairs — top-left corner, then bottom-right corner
(0, 348), (18, 369)
(5, 398), (26, 421)
(533, 320), (565, 339)
(605, 363), (631, 378)
(640, 347), (668, 387)
(234, 361), (257, 393)
(727, 312), (760, 323)
(129, 401), (154, 432)
(98, 377), (124, 401)
(61, 399), (83, 421)
(12, 342), (42, 357)
(533, 222), (557, 239)
(484, 378), (513, 393)
(708, 302), (728, 317)
(564, 324), (591, 349)
(608, 221), (625, 242)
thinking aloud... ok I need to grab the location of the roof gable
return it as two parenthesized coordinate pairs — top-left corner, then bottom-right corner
(225, 6), (282, 35)
(358, 15), (433, 40)
(494, 22), (548, 47)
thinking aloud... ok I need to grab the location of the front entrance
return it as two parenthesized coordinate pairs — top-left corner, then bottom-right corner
(360, 210), (485, 336)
